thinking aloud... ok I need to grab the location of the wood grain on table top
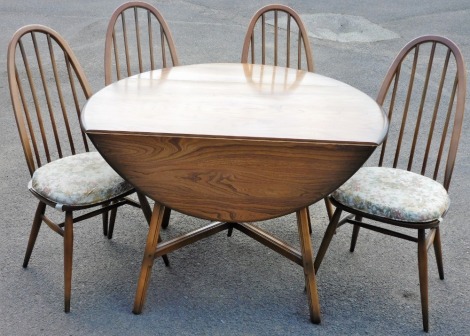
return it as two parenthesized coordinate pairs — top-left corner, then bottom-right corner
(82, 63), (387, 145)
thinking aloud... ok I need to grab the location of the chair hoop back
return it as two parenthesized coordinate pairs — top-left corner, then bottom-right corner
(104, 1), (179, 85)
(241, 4), (314, 72)
(7, 24), (93, 176)
(376, 35), (466, 190)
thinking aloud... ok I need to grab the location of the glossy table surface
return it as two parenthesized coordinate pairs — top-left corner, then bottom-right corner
(83, 63), (387, 144)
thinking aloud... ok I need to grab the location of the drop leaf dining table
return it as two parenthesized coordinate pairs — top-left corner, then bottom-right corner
(81, 63), (388, 323)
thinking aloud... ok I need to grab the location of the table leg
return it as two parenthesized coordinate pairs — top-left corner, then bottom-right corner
(137, 192), (169, 266)
(296, 207), (321, 324)
(133, 202), (166, 314)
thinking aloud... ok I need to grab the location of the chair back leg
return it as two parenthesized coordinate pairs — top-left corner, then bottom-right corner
(102, 202), (110, 236)
(107, 206), (118, 239)
(161, 207), (172, 229)
(349, 215), (362, 252)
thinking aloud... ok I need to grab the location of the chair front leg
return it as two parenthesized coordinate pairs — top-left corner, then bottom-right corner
(64, 211), (74, 313)
(417, 229), (429, 332)
(314, 208), (342, 273)
(23, 201), (46, 268)
(432, 227), (444, 280)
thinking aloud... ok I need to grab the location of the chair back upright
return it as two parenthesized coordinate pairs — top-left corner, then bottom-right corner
(241, 4), (314, 72)
(376, 35), (466, 190)
(7, 24), (93, 176)
(104, 1), (179, 85)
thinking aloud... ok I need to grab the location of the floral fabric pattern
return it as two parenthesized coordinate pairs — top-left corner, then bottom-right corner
(331, 167), (449, 223)
(30, 152), (133, 207)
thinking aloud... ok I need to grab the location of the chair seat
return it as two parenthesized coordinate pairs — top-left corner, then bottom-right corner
(29, 152), (133, 207)
(331, 167), (450, 223)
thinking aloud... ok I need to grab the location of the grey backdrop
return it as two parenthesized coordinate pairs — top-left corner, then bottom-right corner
(0, 1), (469, 335)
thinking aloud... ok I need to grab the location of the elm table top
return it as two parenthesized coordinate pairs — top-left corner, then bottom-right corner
(83, 63), (387, 144)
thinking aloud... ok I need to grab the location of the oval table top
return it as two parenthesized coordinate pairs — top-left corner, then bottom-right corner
(82, 63), (388, 222)
(82, 63), (387, 145)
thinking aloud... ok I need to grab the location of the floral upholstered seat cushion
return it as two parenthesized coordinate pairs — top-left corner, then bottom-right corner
(331, 167), (450, 223)
(30, 152), (133, 208)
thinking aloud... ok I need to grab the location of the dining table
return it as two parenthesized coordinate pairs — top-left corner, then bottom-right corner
(80, 63), (388, 323)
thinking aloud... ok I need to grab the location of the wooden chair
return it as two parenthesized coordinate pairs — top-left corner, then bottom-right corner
(241, 4), (314, 72)
(7, 24), (168, 313)
(313, 35), (467, 332)
(104, 1), (179, 84)
(241, 4), (333, 221)
(104, 1), (179, 231)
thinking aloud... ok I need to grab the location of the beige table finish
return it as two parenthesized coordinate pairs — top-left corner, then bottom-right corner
(82, 63), (388, 323)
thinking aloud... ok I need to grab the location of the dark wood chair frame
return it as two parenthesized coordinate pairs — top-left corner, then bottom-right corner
(313, 35), (467, 332)
(7, 24), (168, 313)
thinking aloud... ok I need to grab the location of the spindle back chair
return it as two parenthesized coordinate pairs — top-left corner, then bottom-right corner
(376, 36), (466, 191)
(104, 1), (179, 85)
(314, 35), (467, 332)
(9, 25), (92, 174)
(241, 4), (314, 72)
(7, 24), (153, 312)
